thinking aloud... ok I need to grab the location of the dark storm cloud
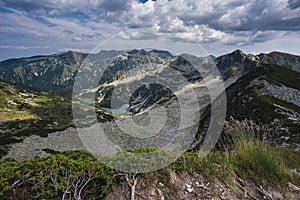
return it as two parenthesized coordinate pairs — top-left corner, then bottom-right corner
(288, 0), (300, 9)
(1, 0), (132, 14)
(2, 0), (52, 11)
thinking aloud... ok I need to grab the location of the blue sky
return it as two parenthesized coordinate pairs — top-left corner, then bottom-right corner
(0, 0), (300, 60)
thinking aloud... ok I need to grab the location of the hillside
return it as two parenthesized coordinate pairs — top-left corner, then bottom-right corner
(0, 49), (299, 199)
(1, 49), (300, 157)
(0, 79), (73, 157)
(0, 51), (86, 90)
(225, 64), (300, 150)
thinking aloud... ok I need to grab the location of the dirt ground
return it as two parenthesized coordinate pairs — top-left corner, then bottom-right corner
(104, 170), (300, 200)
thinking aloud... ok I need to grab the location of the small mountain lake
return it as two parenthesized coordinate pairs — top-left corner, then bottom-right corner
(78, 97), (97, 104)
(78, 98), (129, 114)
(101, 104), (129, 114)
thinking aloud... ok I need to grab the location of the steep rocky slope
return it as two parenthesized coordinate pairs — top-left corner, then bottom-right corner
(225, 64), (300, 150)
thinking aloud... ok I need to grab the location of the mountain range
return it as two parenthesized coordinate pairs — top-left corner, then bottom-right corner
(0, 49), (300, 158)
(1, 49), (300, 90)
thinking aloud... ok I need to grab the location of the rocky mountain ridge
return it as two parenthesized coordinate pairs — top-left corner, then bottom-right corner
(1, 48), (299, 92)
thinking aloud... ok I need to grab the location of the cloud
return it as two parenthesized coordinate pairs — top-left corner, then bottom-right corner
(72, 37), (83, 42)
(3, 0), (300, 34)
(287, 0), (300, 9)
(0, 45), (49, 50)
(100, 0), (131, 12)
(0, 0), (299, 60)
(1, 0), (133, 15)
(107, 0), (299, 47)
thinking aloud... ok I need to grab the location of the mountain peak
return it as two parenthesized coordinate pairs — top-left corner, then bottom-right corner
(172, 54), (192, 65)
(128, 49), (148, 55)
(217, 49), (247, 62)
(149, 49), (173, 60)
(55, 50), (79, 56)
(206, 55), (217, 60)
(231, 49), (246, 57)
(216, 49), (257, 80)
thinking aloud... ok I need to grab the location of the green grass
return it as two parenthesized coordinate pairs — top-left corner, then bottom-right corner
(172, 119), (300, 187)
(0, 110), (39, 121)
(225, 119), (300, 185)
(0, 122), (299, 199)
(0, 80), (73, 155)
(0, 80), (72, 124)
(170, 151), (236, 185)
(233, 134), (283, 183)
(263, 64), (300, 90)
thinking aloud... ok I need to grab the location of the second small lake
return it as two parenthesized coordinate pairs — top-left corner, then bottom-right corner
(101, 104), (130, 114)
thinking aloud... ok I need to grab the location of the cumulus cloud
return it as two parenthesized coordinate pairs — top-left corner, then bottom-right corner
(103, 0), (300, 46)
(104, 0), (300, 45)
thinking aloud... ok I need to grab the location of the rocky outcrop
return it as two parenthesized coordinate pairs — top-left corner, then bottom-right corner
(258, 51), (300, 73)
(259, 80), (300, 108)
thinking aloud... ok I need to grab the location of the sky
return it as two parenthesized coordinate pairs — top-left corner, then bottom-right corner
(0, 0), (300, 60)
